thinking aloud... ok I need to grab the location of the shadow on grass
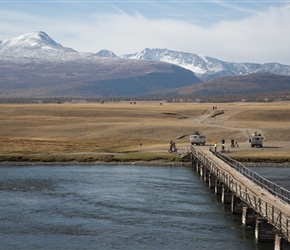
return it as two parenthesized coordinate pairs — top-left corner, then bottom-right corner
(260, 146), (282, 149)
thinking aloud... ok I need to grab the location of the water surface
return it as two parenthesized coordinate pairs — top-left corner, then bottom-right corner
(0, 165), (274, 249)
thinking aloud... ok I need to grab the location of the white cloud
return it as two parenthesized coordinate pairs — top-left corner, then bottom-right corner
(67, 4), (290, 64)
(201, 4), (290, 63)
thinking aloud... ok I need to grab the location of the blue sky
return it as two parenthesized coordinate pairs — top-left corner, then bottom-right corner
(1, 1), (290, 64)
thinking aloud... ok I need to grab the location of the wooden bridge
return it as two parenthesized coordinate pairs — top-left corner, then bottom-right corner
(190, 145), (290, 250)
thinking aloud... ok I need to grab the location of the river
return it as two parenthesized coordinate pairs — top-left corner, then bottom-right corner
(0, 164), (279, 249)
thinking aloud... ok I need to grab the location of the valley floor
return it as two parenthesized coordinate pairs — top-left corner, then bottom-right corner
(0, 101), (289, 163)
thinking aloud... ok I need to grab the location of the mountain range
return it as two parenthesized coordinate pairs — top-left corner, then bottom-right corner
(0, 32), (200, 98)
(1, 31), (290, 99)
(120, 48), (290, 81)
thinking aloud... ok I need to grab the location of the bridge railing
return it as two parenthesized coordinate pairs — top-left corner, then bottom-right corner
(208, 146), (290, 205)
(191, 145), (290, 242)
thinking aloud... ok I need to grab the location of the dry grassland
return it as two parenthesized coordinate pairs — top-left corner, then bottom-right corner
(0, 101), (289, 163)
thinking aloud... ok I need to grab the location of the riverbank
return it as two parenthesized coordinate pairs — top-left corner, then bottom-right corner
(0, 159), (191, 167)
(0, 157), (289, 168)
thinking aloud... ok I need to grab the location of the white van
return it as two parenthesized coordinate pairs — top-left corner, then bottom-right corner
(249, 132), (264, 148)
(249, 135), (264, 148)
(190, 133), (206, 145)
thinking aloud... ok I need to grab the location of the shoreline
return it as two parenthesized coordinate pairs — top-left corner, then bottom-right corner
(0, 160), (289, 168)
(0, 160), (191, 167)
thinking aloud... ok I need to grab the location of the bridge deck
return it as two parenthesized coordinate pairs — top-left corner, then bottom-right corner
(191, 146), (290, 242)
(200, 147), (290, 217)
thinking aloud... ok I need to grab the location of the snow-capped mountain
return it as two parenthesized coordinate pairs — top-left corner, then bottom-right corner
(120, 48), (290, 81)
(0, 31), (75, 52)
(96, 49), (117, 58)
(0, 31), (99, 63)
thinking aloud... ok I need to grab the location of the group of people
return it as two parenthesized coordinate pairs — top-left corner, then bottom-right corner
(169, 140), (177, 153)
(214, 138), (239, 152)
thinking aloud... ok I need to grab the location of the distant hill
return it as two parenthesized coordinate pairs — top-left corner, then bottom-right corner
(154, 73), (290, 97)
(0, 60), (201, 98)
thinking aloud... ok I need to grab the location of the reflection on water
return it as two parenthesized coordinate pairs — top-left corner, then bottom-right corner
(0, 165), (275, 249)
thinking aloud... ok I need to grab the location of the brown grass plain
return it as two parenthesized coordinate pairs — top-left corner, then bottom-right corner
(0, 101), (289, 163)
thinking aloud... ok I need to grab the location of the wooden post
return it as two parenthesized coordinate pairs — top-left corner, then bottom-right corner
(200, 164), (204, 177)
(215, 179), (223, 195)
(191, 156), (197, 170)
(203, 167), (209, 182)
(231, 196), (243, 214)
(255, 217), (275, 242)
(274, 234), (290, 250)
(196, 161), (200, 173)
(222, 186), (232, 204)
(242, 206), (257, 226)
(208, 174), (215, 188)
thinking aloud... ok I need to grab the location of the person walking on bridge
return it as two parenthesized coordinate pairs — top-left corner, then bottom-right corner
(214, 143), (218, 152)
(221, 138), (225, 152)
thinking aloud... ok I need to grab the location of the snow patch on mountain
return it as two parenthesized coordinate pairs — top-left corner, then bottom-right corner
(121, 48), (290, 80)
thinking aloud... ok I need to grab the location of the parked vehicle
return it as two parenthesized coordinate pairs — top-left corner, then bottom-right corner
(190, 132), (206, 145)
(249, 132), (264, 148)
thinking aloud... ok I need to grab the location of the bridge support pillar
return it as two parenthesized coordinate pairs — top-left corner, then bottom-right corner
(196, 161), (200, 173)
(191, 155), (199, 172)
(208, 174), (215, 188)
(274, 234), (290, 250)
(215, 180), (223, 195)
(255, 217), (275, 242)
(231, 196), (243, 214)
(191, 156), (197, 171)
(191, 154), (194, 167)
(242, 207), (258, 226)
(222, 187), (232, 204)
(199, 164), (205, 177)
(203, 167), (209, 182)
